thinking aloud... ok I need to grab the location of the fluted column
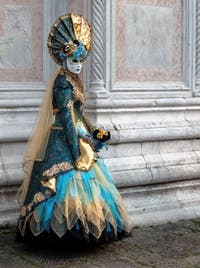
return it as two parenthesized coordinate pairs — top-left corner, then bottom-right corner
(89, 0), (107, 97)
(196, 0), (200, 91)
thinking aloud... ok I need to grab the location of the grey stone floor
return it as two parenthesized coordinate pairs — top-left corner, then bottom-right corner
(0, 218), (200, 268)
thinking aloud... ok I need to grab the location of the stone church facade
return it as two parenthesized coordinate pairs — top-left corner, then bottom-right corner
(0, 0), (200, 226)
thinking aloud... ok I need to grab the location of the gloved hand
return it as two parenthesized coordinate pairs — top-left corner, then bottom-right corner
(78, 127), (109, 153)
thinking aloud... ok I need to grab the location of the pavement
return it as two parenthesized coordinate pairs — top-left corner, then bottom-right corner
(0, 218), (200, 268)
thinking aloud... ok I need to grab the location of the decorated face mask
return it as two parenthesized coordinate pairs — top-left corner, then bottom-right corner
(66, 57), (83, 74)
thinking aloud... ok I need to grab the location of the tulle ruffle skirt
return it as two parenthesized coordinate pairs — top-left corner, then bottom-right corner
(18, 159), (131, 243)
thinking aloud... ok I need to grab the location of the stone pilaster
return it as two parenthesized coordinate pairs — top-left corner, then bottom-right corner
(88, 0), (107, 97)
(196, 0), (200, 92)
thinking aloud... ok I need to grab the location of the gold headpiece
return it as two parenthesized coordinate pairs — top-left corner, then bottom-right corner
(48, 13), (92, 65)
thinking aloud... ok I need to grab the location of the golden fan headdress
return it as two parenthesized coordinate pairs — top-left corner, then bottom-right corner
(47, 13), (91, 64)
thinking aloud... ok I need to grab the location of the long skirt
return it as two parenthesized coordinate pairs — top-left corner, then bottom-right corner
(17, 158), (132, 244)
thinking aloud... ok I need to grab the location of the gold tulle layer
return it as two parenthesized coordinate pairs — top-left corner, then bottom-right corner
(19, 162), (131, 239)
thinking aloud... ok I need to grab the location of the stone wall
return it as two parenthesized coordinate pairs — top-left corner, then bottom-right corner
(0, 0), (200, 226)
(86, 0), (200, 226)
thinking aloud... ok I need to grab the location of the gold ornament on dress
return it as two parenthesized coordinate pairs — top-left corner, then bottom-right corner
(60, 69), (86, 104)
(43, 161), (73, 178)
(51, 126), (64, 131)
(33, 192), (46, 203)
(64, 40), (78, 57)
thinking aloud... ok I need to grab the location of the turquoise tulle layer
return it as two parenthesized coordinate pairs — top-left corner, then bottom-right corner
(33, 158), (128, 237)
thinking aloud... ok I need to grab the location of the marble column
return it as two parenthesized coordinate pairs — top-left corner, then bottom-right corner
(88, 0), (108, 97)
(196, 0), (200, 93)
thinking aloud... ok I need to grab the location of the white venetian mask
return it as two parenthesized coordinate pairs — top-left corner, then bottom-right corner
(66, 57), (84, 74)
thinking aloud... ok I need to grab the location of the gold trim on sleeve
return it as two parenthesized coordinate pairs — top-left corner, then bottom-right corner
(43, 161), (73, 178)
(51, 126), (64, 131)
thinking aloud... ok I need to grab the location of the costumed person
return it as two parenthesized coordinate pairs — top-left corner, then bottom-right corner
(16, 13), (132, 244)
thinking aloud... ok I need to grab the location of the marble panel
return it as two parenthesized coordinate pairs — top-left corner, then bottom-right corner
(0, 0), (43, 82)
(125, 5), (173, 69)
(0, 5), (31, 68)
(116, 0), (182, 82)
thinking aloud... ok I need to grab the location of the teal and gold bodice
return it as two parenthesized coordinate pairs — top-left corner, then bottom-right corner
(42, 72), (103, 178)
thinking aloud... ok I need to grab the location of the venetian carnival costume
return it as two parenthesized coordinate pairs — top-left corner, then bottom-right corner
(17, 14), (131, 243)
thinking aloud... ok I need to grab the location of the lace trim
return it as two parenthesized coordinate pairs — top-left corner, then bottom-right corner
(20, 190), (52, 218)
(43, 161), (73, 178)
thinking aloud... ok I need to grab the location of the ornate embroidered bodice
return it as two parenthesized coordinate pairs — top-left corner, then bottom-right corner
(23, 71), (104, 207)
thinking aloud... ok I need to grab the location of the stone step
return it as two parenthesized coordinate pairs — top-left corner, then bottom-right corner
(120, 179), (200, 226)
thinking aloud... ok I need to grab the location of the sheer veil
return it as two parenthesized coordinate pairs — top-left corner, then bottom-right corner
(17, 14), (91, 206)
(17, 66), (61, 206)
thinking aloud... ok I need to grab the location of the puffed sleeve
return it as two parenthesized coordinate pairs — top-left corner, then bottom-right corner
(53, 75), (80, 163)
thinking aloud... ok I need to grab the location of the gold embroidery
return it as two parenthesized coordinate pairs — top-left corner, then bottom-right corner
(66, 99), (78, 135)
(61, 69), (86, 104)
(43, 161), (73, 178)
(20, 190), (52, 218)
(59, 69), (86, 103)
(22, 192), (46, 215)
(72, 85), (86, 103)
(33, 192), (46, 203)
(51, 126), (64, 131)
(67, 100), (73, 109)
